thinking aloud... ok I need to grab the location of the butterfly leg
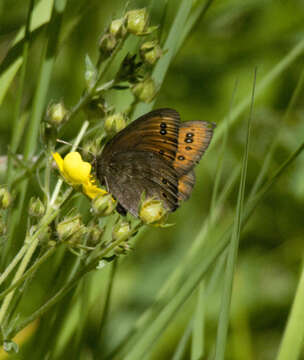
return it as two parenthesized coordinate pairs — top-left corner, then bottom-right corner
(116, 202), (127, 216)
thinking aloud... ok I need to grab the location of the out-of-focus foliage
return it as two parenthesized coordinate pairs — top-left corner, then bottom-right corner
(0, 0), (304, 359)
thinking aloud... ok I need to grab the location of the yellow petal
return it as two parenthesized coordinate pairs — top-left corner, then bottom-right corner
(83, 182), (108, 199)
(52, 152), (64, 173)
(62, 152), (91, 185)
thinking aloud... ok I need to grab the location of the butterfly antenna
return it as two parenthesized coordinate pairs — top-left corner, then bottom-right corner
(56, 139), (96, 158)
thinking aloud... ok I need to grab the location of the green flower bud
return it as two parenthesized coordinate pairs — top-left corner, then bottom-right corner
(112, 221), (131, 242)
(88, 226), (104, 246)
(104, 112), (126, 134)
(57, 216), (83, 242)
(109, 18), (127, 38)
(29, 197), (45, 217)
(132, 78), (156, 103)
(47, 102), (68, 127)
(99, 33), (117, 58)
(126, 8), (149, 35)
(139, 198), (167, 224)
(92, 194), (116, 217)
(0, 187), (11, 209)
(140, 40), (162, 65)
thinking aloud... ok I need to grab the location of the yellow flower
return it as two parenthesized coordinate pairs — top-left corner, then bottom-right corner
(52, 152), (107, 199)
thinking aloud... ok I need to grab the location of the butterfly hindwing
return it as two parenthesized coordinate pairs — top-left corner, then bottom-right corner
(178, 170), (195, 202)
(174, 121), (215, 175)
(100, 151), (179, 216)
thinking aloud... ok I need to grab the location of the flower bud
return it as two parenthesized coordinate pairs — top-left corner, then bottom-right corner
(104, 112), (126, 134)
(109, 18), (127, 39)
(0, 187), (11, 209)
(57, 216), (83, 242)
(29, 197), (45, 217)
(139, 198), (167, 224)
(92, 194), (116, 217)
(88, 226), (104, 246)
(132, 78), (156, 103)
(99, 33), (117, 57)
(112, 221), (131, 242)
(47, 102), (68, 127)
(140, 40), (162, 65)
(126, 9), (149, 35)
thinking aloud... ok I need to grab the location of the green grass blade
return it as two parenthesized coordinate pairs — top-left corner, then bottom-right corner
(5, 0), (34, 187)
(276, 259), (304, 360)
(214, 69), (255, 360)
(0, 0), (54, 105)
(211, 37), (304, 149)
(191, 283), (205, 360)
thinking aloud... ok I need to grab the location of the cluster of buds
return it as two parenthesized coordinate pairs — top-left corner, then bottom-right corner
(104, 112), (126, 135)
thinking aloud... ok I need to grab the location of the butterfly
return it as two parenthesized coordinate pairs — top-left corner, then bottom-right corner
(96, 108), (215, 217)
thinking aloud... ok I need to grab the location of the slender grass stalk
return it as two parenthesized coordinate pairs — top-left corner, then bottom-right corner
(6, 0), (34, 188)
(214, 69), (256, 360)
(212, 37), (304, 149)
(191, 283), (205, 360)
(276, 258), (304, 360)
(4, 0), (68, 266)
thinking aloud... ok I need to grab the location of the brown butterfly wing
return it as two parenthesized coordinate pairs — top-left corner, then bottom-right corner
(174, 121), (215, 176)
(178, 170), (195, 202)
(97, 109), (215, 216)
(100, 151), (179, 216)
(101, 108), (180, 163)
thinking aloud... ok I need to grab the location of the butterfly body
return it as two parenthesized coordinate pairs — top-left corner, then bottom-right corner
(97, 108), (215, 217)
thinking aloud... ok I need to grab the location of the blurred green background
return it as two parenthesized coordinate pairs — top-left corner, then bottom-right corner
(0, 0), (304, 359)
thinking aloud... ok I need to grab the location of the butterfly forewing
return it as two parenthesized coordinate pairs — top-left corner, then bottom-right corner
(102, 108), (180, 163)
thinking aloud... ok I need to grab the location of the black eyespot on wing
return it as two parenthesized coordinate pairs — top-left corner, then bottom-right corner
(178, 155), (185, 160)
(160, 129), (167, 135)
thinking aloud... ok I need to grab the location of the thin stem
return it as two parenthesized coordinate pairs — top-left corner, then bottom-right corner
(0, 245), (27, 287)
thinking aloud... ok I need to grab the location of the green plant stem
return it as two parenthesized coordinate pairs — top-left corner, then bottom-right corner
(0, 203), (64, 326)
(0, 245), (27, 288)
(276, 258), (304, 360)
(7, 222), (142, 339)
(0, 247), (57, 302)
